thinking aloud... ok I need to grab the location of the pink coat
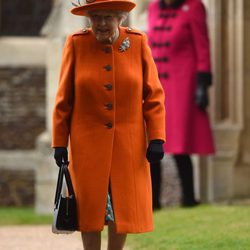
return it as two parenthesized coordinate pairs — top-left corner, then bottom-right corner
(148, 0), (215, 154)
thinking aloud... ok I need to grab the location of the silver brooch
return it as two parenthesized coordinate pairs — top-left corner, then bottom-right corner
(119, 37), (130, 52)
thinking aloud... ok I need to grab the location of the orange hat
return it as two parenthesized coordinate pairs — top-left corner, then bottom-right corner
(71, 0), (136, 16)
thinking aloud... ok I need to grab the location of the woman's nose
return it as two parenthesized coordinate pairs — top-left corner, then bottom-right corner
(99, 17), (106, 26)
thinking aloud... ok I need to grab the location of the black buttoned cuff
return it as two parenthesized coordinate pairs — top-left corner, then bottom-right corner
(197, 72), (212, 86)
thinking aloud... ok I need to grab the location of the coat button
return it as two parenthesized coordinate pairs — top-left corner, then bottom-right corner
(154, 26), (172, 31)
(104, 65), (112, 71)
(153, 26), (161, 31)
(154, 57), (169, 63)
(165, 42), (171, 47)
(159, 13), (170, 18)
(163, 57), (169, 62)
(104, 83), (112, 90)
(103, 47), (111, 53)
(105, 103), (113, 110)
(159, 73), (169, 79)
(105, 122), (113, 129)
(152, 42), (160, 47)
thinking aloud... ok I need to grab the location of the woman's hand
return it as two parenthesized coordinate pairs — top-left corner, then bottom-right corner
(195, 72), (212, 111)
(146, 140), (164, 163)
(195, 81), (209, 111)
(54, 147), (68, 167)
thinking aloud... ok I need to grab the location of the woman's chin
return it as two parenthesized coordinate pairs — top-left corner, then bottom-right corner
(96, 35), (112, 44)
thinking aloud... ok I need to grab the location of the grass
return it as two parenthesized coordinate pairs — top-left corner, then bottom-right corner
(127, 205), (250, 250)
(0, 207), (52, 226)
(0, 205), (249, 250)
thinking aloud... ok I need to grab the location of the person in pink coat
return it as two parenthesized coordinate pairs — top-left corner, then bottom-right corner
(147, 0), (215, 208)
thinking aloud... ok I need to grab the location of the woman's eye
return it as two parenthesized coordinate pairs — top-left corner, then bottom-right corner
(90, 15), (98, 20)
(105, 16), (113, 20)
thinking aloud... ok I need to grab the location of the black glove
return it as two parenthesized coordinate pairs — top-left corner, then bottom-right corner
(195, 82), (208, 111)
(146, 140), (164, 163)
(195, 72), (212, 111)
(54, 147), (68, 167)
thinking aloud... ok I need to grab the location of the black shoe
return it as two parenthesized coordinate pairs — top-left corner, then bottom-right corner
(181, 200), (200, 208)
(153, 204), (162, 211)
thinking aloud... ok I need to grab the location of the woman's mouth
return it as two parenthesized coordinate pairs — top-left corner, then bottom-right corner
(97, 29), (110, 34)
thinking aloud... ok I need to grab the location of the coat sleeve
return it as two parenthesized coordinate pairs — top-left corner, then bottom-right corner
(51, 35), (74, 148)
(142, 33), (166, 142)
(189, 0), (211, 74)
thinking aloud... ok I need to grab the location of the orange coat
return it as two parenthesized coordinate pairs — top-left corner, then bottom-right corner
(52, 27), (165, 233)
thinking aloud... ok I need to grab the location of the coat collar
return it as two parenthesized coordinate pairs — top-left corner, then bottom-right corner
(88, 27), (127, 52)
(159, 0), (185, 9)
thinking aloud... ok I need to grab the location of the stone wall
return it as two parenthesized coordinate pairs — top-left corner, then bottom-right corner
(0, 169), (34, 206)
(0, 0), (52, 36)
(161, 155), (182, 206)
(0, 67), (46, 150)
(0, 67), (45, 206)
(234, 0), (250, 198)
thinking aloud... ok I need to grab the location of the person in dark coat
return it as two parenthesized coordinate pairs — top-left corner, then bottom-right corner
(147, 0), (215, 209)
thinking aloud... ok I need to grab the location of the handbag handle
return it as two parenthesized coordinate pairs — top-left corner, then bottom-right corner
(54, 163), (75, 209)
(54, 165), (64, 208)
(62, 164), (75, 197)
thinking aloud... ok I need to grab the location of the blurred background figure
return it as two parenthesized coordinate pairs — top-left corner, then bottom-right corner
(147, 0), (215, 209)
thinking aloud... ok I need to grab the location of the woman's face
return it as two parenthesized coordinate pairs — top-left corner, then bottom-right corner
(88, 10), (121, 44)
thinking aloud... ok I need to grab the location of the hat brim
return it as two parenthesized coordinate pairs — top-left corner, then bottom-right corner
(71, 1), (136, 16)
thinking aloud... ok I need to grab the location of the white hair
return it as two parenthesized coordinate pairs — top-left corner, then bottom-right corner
(86, 10), (129, 25)
(116, 11), (129, 25)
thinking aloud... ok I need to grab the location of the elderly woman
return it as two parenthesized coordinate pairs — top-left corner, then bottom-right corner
(52, 0), (166, 249)
(148, 0), (215, 209)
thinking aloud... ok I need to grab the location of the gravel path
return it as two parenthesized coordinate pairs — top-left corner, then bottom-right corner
(0, 225), (83, 250)
(0, 225), (130, 250)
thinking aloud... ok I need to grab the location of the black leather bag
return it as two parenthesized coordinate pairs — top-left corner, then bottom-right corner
(52, 163), (78, 234)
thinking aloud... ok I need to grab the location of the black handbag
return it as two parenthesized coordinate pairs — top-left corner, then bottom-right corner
(52, 163), (78, 234)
